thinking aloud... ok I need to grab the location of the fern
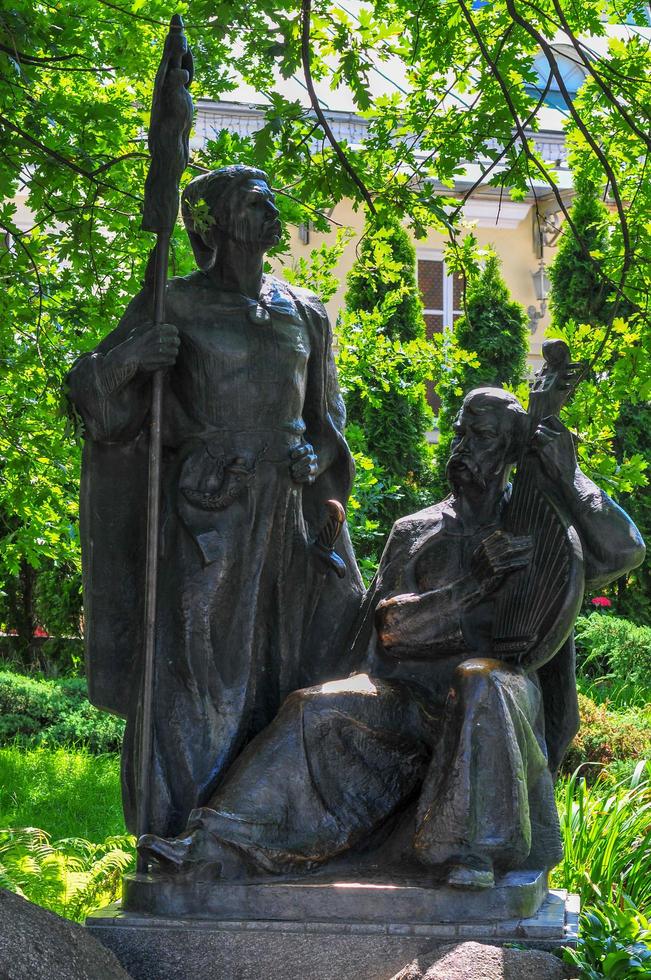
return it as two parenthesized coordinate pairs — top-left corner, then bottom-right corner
(0, 827), (135, 921)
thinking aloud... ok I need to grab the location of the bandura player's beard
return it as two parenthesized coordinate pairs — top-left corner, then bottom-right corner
(447, 454), (487, 493)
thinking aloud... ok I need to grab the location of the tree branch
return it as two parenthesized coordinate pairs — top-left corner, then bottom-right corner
(503, 0), (632, 275)
(91, 152), (149, 176)
(274, 187), (345, 227)
(0, 41), (115, 72)
(0, 114), (141, 202)
(93, 0), (174, 26)
(0, 220), (45, 364)
(549, 0), (650, 147)
(456, 0), (631, 307)
(452, 73), (553, 219)
(0, 43), (79, 65)
(300, 0), (376, 215)
(456, 0), (641, 394)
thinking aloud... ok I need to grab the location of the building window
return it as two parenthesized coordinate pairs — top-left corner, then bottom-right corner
(417, 251), (464, 413)
(417, 251), (464, 337)
(525, 45), (588, 110)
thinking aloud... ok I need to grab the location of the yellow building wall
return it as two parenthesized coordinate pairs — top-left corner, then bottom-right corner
(273, 197), (560, 373)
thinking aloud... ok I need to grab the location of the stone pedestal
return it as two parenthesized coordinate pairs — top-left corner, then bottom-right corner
(121, 868), (548, 923)
(86, 874), (579, 980)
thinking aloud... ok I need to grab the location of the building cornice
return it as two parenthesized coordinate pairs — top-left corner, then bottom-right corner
(194, 98), (569, 171)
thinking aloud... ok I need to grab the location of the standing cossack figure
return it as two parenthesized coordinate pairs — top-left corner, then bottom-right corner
(68, 166), (363, 839)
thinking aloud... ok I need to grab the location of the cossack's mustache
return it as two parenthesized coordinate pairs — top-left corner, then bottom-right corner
(226, 215), (281, 245)
(446, 452), (487, 491)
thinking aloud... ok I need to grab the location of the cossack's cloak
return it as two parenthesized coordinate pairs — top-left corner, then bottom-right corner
(69, 274), (364, 718)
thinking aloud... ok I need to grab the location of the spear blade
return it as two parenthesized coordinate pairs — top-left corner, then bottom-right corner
(142, 13), (194, 234)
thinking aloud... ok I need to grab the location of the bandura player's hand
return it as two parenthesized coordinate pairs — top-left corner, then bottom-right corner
(472, 529), (533, 593)
(375, 592), (419, 649)
(531, 415), (577, 486)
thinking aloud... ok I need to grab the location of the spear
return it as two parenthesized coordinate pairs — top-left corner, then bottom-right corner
(137, 14), (193, 872)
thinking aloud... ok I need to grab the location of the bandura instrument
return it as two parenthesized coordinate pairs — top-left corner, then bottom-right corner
(492, 340), (585, 670)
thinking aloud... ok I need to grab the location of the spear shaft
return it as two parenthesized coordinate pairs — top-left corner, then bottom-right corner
(136, 15), (193, 872)
(136, 241), (168, 874)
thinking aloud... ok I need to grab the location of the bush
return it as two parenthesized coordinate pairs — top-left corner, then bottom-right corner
(0, 559), (83, 667)
(0, 636), (84, 677)
(613, 402), (651, 627)
(575, 614), (651, 706)
(561, 693), (650, 776)
(0, 670), (124, 753)
(548, 172), (649, 629)
(338, 217), (437, 565)
(344, 424), (405, 584)
(548, 171), (613, 332)
(564, 903), (651, 980)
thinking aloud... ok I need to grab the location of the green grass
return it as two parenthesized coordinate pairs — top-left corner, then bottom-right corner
(0, 746), (125, 842)
(577, 675), (651, 713)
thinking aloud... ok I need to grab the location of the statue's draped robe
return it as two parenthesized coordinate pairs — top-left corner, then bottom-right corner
(68, 273), (363, 837)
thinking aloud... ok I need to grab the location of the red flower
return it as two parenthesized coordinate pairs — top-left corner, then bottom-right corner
(591, 596), (612, 608)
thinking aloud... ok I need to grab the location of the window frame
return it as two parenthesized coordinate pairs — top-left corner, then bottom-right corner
(417, 248), (463, 331)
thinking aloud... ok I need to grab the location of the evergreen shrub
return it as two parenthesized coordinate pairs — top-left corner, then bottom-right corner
(338, 217), (437, 568)
(614, 402), (651, 627)
(548, 171), (612, 329)
(549, 173), (650, 626)
(575, 614), (651, 693)
(562, 693), (650, 776)
(0, 671), (124, 753)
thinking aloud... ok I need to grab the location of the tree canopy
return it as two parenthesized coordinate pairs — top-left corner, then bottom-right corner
(0, 0), (649, 633)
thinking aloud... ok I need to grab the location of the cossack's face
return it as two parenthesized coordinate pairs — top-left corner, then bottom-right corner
(447, 406), (511, 491)
(225, 179), (281, 248)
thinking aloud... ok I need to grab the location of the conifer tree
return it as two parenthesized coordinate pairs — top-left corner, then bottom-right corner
(548, 171), (611, 330)
(434, 252), (528, 493)
(549, 175), (650, 623)
(345, 219), (426, 344)
(338, 218), (435, 562)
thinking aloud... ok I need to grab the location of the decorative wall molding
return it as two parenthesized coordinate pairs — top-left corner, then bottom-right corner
(194, 99), (570, 172)
(461, 198), (532, 229)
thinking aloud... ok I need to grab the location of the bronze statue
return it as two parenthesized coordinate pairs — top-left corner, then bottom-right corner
(138, 365), (645, 888)
(68, 165), (363, 840)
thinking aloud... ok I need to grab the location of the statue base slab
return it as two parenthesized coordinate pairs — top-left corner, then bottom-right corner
(86, 882), (579, 980)
(120, 868), (548, 923)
